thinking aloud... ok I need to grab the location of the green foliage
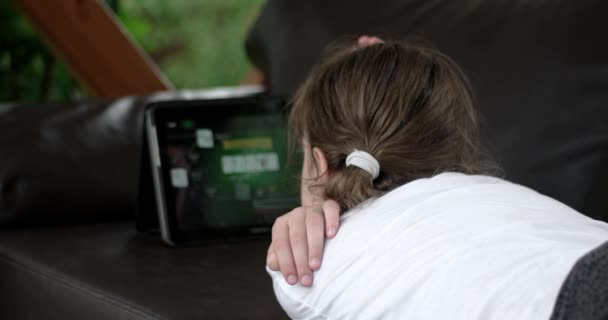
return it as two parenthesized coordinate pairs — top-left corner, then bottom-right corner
(0, 1), (82, 103)
(118, 0), (266, 88)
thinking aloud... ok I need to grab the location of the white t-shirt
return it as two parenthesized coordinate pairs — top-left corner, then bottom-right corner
(267, 173), (608, 320)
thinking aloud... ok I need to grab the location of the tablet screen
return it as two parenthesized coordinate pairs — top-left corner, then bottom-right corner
(151, 99), (300, 241)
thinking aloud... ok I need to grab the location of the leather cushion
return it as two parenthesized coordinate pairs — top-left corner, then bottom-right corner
(0, 223), (285, 319)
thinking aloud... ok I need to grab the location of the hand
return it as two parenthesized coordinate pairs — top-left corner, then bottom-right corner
(266, 199), (341, 287)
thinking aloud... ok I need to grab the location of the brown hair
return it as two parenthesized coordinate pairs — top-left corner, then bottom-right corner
(289, 37), (494, 211)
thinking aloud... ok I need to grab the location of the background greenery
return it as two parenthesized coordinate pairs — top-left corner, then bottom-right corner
(0, 0), (265, 103)
(0, 1), (82, 102)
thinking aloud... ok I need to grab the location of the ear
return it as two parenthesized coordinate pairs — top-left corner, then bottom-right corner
(312, 147), (329, 182)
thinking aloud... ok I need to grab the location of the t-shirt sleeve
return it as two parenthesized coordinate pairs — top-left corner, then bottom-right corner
(266, 266), (329, 320)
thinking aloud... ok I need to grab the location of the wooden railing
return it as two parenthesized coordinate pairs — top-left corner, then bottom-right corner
(12, 0), (173, 98)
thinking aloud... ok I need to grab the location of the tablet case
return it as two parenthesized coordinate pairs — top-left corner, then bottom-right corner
(135, 91), (286, 234)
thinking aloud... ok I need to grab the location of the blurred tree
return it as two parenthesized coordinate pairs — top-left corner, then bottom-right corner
(0, 1), (83, 103)
(118, 0), (265, 89)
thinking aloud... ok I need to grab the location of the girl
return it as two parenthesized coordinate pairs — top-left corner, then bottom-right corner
(266, 37), (608, 319)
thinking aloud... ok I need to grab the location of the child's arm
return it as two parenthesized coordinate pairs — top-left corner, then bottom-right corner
(266, 199), (341, 287)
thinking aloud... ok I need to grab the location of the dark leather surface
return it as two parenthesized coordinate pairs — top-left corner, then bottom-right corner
(0, 97), (145, 226)
(550, 241), (608, 320)
(246, 0), (608, 220)
(0, 223), (286, 320)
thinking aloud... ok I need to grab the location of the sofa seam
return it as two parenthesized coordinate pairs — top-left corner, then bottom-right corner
(0, 252), (166, 320)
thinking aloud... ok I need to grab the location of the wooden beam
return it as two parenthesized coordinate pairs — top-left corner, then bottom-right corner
(12, 0), (173, 98)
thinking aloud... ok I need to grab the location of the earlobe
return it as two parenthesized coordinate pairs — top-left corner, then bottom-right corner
(312, 147), (329, 182)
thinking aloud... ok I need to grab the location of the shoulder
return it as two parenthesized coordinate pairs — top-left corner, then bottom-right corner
(266, 267), (331, 319)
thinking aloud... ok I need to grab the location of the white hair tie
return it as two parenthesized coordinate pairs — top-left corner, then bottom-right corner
(345, 149), (380, 180)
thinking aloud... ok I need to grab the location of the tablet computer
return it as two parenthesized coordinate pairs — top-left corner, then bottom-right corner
(140, 94), (299, 245)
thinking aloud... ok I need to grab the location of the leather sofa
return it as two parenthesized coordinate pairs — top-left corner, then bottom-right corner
(1, 0), (607, 319)
(0, 95), (286, 319)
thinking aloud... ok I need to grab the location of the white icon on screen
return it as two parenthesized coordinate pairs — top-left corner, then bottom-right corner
(220, 152), (280, 174)
(170, 168), (189, 188)
(196, 129), (214, 148)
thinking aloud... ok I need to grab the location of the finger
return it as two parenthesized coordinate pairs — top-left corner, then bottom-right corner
(306, 206), (325, 270)
(266, 243), (279, 271)
(289, 209), (313, 286)
(272, 216), (298, 285)
(322, 199), (341, 238)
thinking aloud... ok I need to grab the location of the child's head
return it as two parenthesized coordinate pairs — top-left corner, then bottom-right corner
(290, 38), (490, 210)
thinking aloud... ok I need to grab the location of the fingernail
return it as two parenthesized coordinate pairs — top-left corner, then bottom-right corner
(310, 258), (321, 269)
(301, 274), (313, 286)
(287, 274), (298, 285)
(327, 227), (336, 237)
